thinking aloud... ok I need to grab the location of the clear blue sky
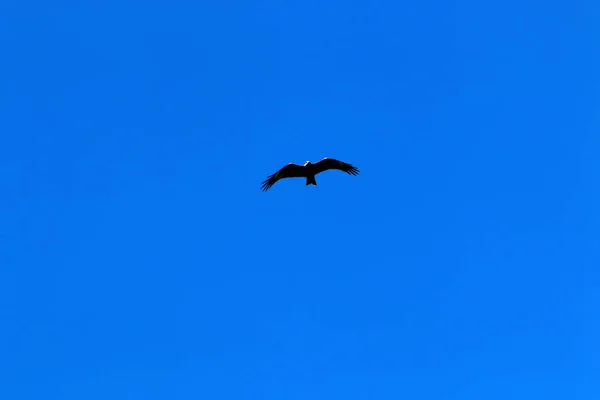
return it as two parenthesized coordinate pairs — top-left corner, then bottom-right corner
(2, 1), (599, 399)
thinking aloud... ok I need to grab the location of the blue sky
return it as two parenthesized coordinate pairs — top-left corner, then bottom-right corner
(2, 0), (599, 399)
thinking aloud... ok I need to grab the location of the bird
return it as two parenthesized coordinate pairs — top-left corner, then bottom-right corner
(261, 157), (359, 191)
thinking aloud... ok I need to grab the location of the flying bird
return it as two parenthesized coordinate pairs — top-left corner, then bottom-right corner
(261, 157), (359, 191)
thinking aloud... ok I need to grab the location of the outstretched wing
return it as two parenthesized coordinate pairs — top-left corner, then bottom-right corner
(261, 163), (307, 191)
(311, 157), (360, 176)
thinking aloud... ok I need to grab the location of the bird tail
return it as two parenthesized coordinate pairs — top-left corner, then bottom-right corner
(306, 175), (317, 186)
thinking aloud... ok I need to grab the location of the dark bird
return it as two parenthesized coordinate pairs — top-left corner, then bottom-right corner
(261, 157), (360, 191)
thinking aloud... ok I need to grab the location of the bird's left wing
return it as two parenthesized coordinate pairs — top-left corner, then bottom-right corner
(311, 158), (360, 176)
(261, 163), (307, 191)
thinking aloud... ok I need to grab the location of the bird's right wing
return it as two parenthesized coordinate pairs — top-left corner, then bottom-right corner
(311, 157), (360, 176)
(261, 163), (307, 191)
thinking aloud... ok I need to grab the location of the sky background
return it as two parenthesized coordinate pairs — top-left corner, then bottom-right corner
(2, 0), (599, 399)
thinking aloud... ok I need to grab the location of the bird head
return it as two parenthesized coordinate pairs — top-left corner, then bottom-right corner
(304, 161), (312, 166)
